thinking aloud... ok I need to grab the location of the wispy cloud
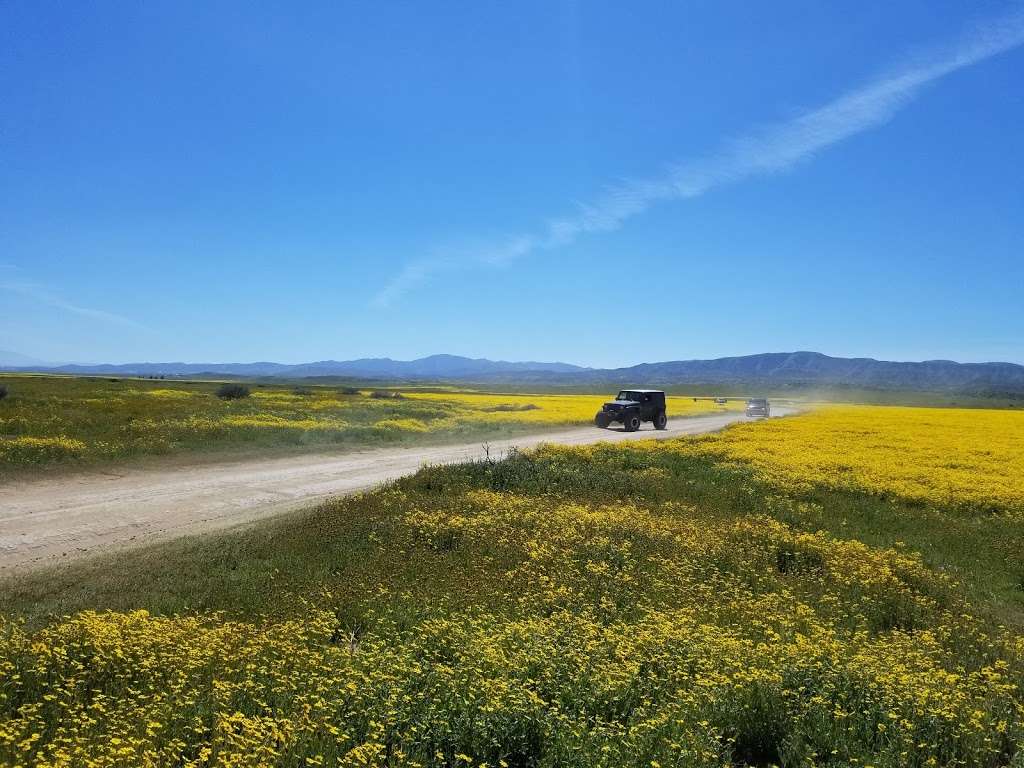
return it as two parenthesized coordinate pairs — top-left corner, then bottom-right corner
(0, 270), (152, 332)
(372, 10), (1024, 307)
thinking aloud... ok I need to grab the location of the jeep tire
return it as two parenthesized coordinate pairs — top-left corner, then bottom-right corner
(624, 413), (641, 432)
(653, 410), (668, 430)
(595, 412), (610, 429)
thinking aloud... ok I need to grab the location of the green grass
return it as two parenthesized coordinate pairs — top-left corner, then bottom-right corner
(3, 411), (1024, 766)
(2, 373), (1015, 482)
(0, 374), (755, 481)
(5, 443), (1022, 629)
(2, 439), (1023, 766)
(0, 374), (570, 480)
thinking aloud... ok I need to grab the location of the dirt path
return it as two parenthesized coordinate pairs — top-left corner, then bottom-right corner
(0, 409), (794, 572)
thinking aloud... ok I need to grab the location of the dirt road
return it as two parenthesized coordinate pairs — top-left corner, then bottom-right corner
(0, 408), (793, 572)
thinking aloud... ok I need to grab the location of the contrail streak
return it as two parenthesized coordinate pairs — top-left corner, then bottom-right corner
(372, 10), (1024, 308)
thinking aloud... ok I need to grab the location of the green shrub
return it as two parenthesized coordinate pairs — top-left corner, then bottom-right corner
(215, 383), (250, 400)
(0, 384), (7, 401)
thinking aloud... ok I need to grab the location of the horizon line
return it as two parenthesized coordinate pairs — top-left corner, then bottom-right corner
(4, 350), (1024, 371)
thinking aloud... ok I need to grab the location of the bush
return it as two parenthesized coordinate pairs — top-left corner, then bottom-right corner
(215, 383), (250, 400)
(339, 387), (362, 396)
(370, 390), (404, 400)
(0, 384), (7, 401)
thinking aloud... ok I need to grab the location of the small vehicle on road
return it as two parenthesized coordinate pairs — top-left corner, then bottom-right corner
(595, 390), (668, 431)
(745, 398), (771, 418)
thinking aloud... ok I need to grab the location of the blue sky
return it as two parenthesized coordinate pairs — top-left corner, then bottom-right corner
(2, 1), (1022, 367)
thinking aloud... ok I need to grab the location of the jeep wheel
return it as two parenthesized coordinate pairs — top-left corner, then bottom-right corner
(623, 413), (641, 432)
(595, 412), (610, 429)
(653, 410), (667, 430)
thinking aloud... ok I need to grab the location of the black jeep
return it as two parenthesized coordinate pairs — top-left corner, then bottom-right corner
(595, 390), (667, 431)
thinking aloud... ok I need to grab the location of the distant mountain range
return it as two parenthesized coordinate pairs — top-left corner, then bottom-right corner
(0, 353), (585, 379)
(584, 352), (1024, 394)
(3, 351), (1023, 394)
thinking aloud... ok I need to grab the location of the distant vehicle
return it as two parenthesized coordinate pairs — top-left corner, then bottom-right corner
(746, 398), (770, 417)
(714, 397), (728, 406)
(595, 389), (667, 432)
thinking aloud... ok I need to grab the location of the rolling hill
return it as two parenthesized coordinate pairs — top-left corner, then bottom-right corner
(3, 351), (1023, 394)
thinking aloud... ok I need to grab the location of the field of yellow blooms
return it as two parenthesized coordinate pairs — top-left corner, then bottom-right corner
(0, 375), (738, 474)
(404, 391), (735, 425)
(2, 402), (1024, 766)
(667, 404), (1024, 516)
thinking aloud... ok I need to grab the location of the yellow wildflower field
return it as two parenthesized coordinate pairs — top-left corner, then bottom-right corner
(2, 483), (1022, 767)
(4, 388), (1024, 765)
(0, 375), (738, 473)
(669, 405), (1024, 514)
(405, 391), (738, 425)
(0, 435), (87, 463)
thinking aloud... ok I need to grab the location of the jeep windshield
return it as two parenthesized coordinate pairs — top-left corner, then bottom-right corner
(616, 392), (641, 401)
